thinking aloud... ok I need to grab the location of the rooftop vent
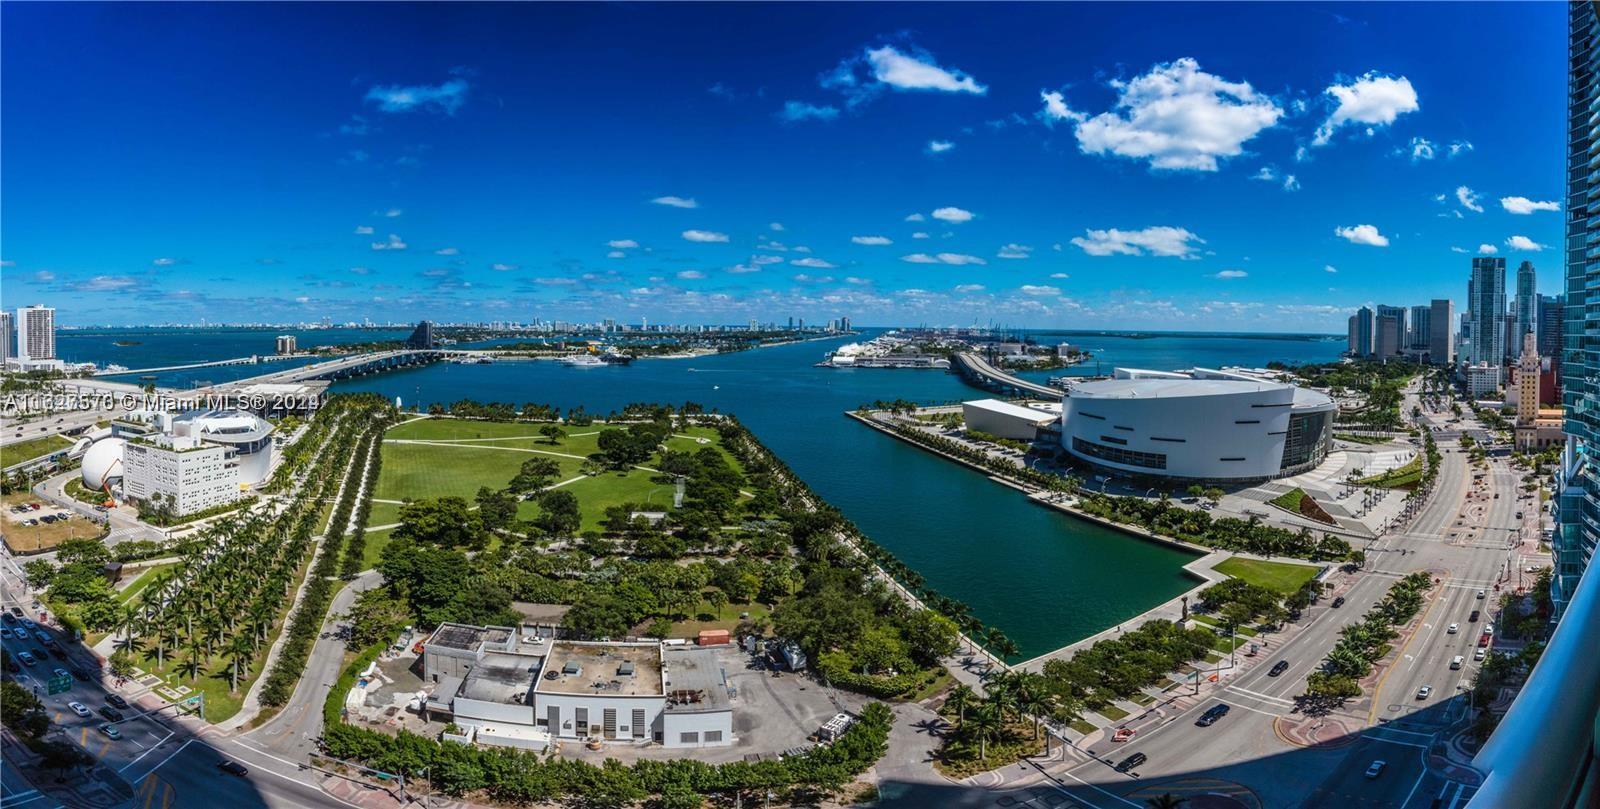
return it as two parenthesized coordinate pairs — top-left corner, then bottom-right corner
(561, 661), (581, 676)
(618, 662), (635, 676)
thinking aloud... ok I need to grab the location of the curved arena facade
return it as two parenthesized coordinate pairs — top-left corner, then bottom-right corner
(1061, 368), (1335, 483)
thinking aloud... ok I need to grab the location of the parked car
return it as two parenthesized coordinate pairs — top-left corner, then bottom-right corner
(67, 702), (91, 718)
(1114, 752), (1147, 773)
(1, 612), (15, 624)
(1366, 760), (1387, 779)
(217, 761), (249, 777)
(1484, 623), (1495, 636)
(1268, 660), (1290, 677)
(1195, 704), (1231, 727)
(0, 628), (13, 639)
(1479, 633), (1492, 648)
(1474, 648), (1487, 661)
(105, 694), (129, 709)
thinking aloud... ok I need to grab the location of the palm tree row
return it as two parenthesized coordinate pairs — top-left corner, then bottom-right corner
(943, 669), (1081, 763)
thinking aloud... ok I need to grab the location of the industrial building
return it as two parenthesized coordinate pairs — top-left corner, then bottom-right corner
(420, 623), (735, 751)
(1059, 368), (1334, 482)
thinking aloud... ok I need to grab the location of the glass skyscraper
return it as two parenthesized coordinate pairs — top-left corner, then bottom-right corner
(1556, 1), (1600, 622)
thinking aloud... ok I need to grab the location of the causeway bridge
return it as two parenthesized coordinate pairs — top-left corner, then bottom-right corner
(952, 351), (1064, 399)
(221, 349), (453, 386)
(96, 354), (300, 377)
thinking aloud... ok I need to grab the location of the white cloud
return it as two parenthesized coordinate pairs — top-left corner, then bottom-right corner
(778, 100), (840, 122)
(1478, 244), (1498, 254)
(1407, 136), (1436, 161)
(1313, 72), (1419, 146)
(752, 254), (785, 265)
(997, 243), (1033, 259)
(1324, 264), (1338, 273)
(769, 222), (784, 231)
(791, 257), (837, 269)
(900, 252), (987, 265)
(1282, 174), (1300, 192)
(1070, 226), (1204, 258)
(1252, 166), (1277, 182)
(365, 79), (468, 115)
(354, 225), (375, 235)
(790, 273), (833, 283)
(852, 235), (893, 245)
(1501, 196), (1560, 214)
(1046, 57), (1283, 171)
(1334, 224), (1389, 247)
(1456, 186), (1484, 213)
(954, 284), (986, 293)
(726, 263), (761, 274)
(1019, 285), (1060, 296)
(844, 276), (871, 285)
(1449, 140), (1474, 157)
(904, 213), (926, 222)
(931, 206), (974, 223)
(1505, 235), (1546, 251)
(1211, 269), (1248, 279)
(384, 208), (403, 218)
(434, 247), (459, 255)
(1038, 91), (1085, 126)
(926, 140), (955, 154)
(491, 263), (519, 271)
(682, 229), (730, 243)
(676, 270), (706, 280)
(1450, 246), (1469, 254)
(607, 239), (639, 249)
(793, 245), (812, 253)
(606, 251), (626, 258)
(864, 45), (986, 94)
(1049, 272), (1070, 279)
(32, 270), (54, 281)
(911, 232), (930, 239)
(152, 257), (177, 266)
(652, 196), (699, 209)
(349, 266), (372, 275)
(371, 233), (408, 251)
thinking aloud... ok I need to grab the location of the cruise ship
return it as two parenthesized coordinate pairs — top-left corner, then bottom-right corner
(561, 354), (606, 367)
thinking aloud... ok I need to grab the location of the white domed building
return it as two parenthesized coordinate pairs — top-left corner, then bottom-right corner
(171, 409), (275, 486)
(80, 437), (127, 492)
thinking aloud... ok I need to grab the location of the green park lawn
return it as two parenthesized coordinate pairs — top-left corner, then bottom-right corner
(1357, 455), (1424, 489)
(115, 563), (178, 605)
(1214, 557), (1321, 595)
(1267, 488), (1305, 512)
(0, 434), (73, 467)
(369, 417), (739, 534)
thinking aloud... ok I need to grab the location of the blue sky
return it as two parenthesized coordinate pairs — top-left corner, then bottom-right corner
(0, 2), (1566, 331)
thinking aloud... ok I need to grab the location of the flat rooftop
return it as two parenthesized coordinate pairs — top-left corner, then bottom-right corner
(963, 398), (1059, 423)
(535, 642), (663, 697)
(429, 623), (486, 652)
(662, 646), (731, 713)
(459, 652), (542, 705)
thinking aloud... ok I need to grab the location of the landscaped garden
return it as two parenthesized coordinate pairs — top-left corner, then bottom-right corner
(1267, 487), (1335, 524)
(1358, 455), (1424, 489)
(1213, 557), (1322, 595)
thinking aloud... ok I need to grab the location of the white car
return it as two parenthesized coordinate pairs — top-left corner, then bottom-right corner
(1484, 623), (1495, 636)
(1476, 590), (1486, 600)
(1447, 623), (1459, 634)
(1474, 648), (1487, 661)
(1416, 685), (1432, 700)
(67, 701), (91, 718)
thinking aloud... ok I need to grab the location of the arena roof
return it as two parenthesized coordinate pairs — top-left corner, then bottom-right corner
(1069, 369), (1333, 410)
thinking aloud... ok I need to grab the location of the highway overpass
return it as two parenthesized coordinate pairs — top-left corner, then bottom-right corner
(952, 351), (1064, 399)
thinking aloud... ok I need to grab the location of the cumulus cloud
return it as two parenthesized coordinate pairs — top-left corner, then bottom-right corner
(32, 270), (54, 282)
(769, 222), (784, 231)
(1478, 244), (1498, 254)
(682, 230), (730, 243)
(1334, 224), (1390, 247)
(1456, 186), (1484, 213)
(852, 235), (893, 245)
(676, 270), (706, 279)
(1408, 136), (1436, 161)
(607, 239), (639, 249)
(777, 100), (840, 122)
(1049, 272), (1070, 279)
(606, 251), (626, 259)
(491, 262), (519, 271)
(931, 206), (974, 223)
(1069, 226), (1204, 258)
(364, 78), (469, 115)
(1325, 264), (1338, 273)
(1041, 58), (1283, 171)
(652, 196), (699, 209)
(954, 284), (986, 293)
(1019, 285), (1060, 296)
(904, 213), (926, 222)
(1313, 72), (1419, 146)
(863, 45), (986, 94)
(1211, 269), (1248, 279)
(349, 266), (372, 275)
(911, 232), (930, 239)
(900, 252), (987, 265)
(434, 247), (459, 255)
(67, 275), (139, 292)
(384, 208), (403, 218)
(926, 140), (955, 154)
(791, 257), (837, 269)
(1449, 139), (1474, 157)
(354, 225), (375, 235)
(1505, 235), (1546, 251)
(997, 244), (1033, 259)
(152, 257), (178, 266)
(371, 233), (408, 251)
(1501, 196), (1560, 214)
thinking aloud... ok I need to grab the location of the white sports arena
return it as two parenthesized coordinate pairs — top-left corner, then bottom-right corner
(1061, 368), (1335, 482)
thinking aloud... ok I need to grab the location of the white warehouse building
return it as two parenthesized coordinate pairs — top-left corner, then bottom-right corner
(1061, 368), (1334, 482)
(962, 398), (1059, 440)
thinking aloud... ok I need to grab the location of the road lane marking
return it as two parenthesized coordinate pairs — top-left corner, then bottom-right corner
(118, 730), (176, 772)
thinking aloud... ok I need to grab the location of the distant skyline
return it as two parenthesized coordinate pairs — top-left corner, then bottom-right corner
(0, 2), (1566, 329)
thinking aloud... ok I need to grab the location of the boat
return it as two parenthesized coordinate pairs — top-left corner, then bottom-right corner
(112, 340), (142, 347)
(561, 355), (605, 367)
(451, 355), (494, 365)
(599, 352), (633, 365)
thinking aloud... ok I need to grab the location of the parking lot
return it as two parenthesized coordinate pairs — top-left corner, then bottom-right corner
(1, 494), (100, 552)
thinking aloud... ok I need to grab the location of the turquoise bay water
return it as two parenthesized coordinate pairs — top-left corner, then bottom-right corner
(63, 328), (1341, 658)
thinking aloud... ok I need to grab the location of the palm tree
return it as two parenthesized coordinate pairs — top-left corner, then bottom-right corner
(967, 703), (1005, 762)
(176, 644), (206, 683)
(1012, 672), (1052, 741)
(1146, 795), (1187, 809)
(947, 684), (976, 728)
(225, 634), (255, 693)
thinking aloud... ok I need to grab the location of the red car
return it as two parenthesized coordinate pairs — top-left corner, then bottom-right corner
(1478, 633), (1491, 648)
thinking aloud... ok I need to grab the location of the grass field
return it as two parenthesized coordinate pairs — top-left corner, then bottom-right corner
(1214, 556), (1321, 595)
(0, 434), (73, 467)
(1358, 455), (1424, 489)
(1191, 613), (1260, 637)
(115, 563), (179, 605)
(1267, 488), (1305, 511)
(669, 599), (771, 637)
(369, 417), (736, 534)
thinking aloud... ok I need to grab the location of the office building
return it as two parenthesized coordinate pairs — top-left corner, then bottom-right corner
(16, 304), (55, 361)
(0, 311), (12, 363)
(1408, 304), (1432, 351)
(1351, 306), (1375, 356)
(1430, 299), (1456, 366)
(1059, 367), (1334, 482)
(1468, 257), (1507, 368)
(1375, 312), (1402, 359)
(1514, 333), (1563, 451)
(407, 320), (436, 349)
(275, 335), (297, 355)
(121, 435), (239, 515)
(1465, 363), (1502, 399)
(1515, 260), (1538, 343)
(1539, 294), (1565, 364)
(1376, 305), (1407, 345)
